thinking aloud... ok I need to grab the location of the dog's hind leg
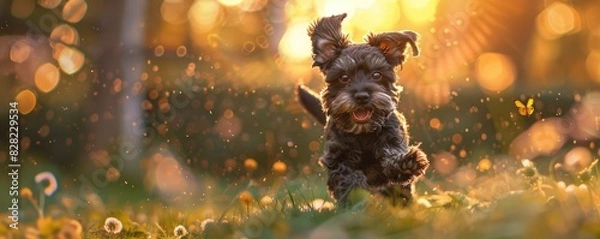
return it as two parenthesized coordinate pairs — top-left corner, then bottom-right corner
(325, 163), (369, 205)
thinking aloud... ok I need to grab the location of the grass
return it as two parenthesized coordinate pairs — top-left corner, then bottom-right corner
(2, 160), (600, 239)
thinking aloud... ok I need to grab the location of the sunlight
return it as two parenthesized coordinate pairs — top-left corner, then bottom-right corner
(278, 20), (312, 62)
(401, 0), (438, 25)
(351, 1), (400, 35)
(188, 0), (222, 34)
(317, 0), (359, 17)
(6, 1), (600, 238)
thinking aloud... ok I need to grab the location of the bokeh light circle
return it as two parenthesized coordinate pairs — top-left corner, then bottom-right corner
(510, 118), (567, 159)
(432, 151), (458, 176)
(58, 47), (85, 74)
(10, 40), (32, 63)
(62, 0), (88, 23)
(564, 147), (592, 172)
(11, 0), (35, 19)
(35, 63), (61, 93)
(50, 24), (80, 46)
(475, 53), (516, 93)
(536, 2), (581, 39)
(38, 0), (61, 9)
(161, 0), (189, 24)
(15, 89), (37, 115)
(586, 51), (600, 83)
(188, 0), (222, 34)
(155, 45), (165, 57)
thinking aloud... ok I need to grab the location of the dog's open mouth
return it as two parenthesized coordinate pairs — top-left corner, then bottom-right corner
(352, 109), (372, 123)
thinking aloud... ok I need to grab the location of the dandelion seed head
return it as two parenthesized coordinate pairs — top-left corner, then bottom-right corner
(200, 219), (215, 231)
(57, 219), (83, 239)
(174, 225), (188, 238)
(103, 217), (123, 234)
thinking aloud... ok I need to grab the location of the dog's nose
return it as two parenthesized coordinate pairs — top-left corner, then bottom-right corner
(354, 92), (370, 104)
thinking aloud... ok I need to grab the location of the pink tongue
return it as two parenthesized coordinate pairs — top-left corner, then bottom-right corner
(353, 110), (370, 121)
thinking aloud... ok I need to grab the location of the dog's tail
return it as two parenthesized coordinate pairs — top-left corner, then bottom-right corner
(295, 84), (326, 125)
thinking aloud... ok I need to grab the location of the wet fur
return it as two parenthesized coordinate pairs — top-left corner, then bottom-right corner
(300, 13), (430, 205)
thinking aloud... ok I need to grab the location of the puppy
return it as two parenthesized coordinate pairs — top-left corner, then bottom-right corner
(298, 13), (429, 205)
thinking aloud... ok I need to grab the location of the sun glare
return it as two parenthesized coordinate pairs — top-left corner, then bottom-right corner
(278, 20), (312, 62)
(401, 0), (439, 25)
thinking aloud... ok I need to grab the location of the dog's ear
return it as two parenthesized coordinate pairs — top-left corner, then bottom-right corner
(307, 13), (350, 71)
(367, 31), (420, 67)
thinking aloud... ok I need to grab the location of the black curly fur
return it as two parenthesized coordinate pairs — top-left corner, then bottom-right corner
(299, 13), (429, 205)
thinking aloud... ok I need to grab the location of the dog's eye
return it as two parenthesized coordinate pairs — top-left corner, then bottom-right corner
(372, 72), (382, 80)
(339, 75), (350, 83)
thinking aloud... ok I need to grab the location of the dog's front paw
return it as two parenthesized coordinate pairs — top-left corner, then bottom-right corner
(384, 146), (429, 185)
(398, 146), (429, 184)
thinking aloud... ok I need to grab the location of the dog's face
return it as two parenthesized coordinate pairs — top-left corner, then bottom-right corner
(308, 13), (419, 134)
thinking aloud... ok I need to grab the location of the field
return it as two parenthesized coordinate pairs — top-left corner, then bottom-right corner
(3, 0), (600, 238)
(1, 158), (599, 238)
